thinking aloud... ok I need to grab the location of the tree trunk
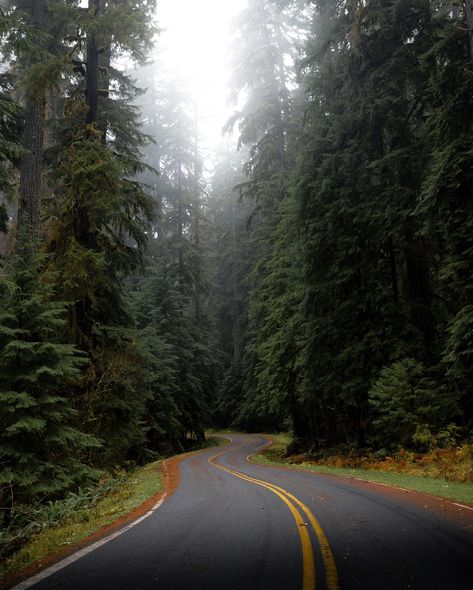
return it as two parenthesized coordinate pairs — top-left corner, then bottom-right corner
(289, 372), (309, 452)
(192, 100), (201, 319)
(404, 225), (436, 363)
(98, 44), (111, 141)
(464, 0), (473, 64)
(85, 37), (99, 125)
(322, 399), (338, 447)
(85, 0), (105, 125)
(177, 160), (184, 281)
(16, 0), (48, 247)
(388, 236), (399, 304)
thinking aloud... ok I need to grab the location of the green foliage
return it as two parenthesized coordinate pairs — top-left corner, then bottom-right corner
(225, 0), (298, 206)
(129, 230), (220, 449)
(214, 0), (473, 452)
(1, 0), (472, 508)
(369, 359), (459, 450)
(443, 305), (473, 419)
(0, 476), (121, 560)
(412, 423), (462, 452)
(127, 72), (222, 449)
(76, 326), (151, 465)
(82, 0), (157, 63)
(0, 249), (100, 505)
(43, 113), (155, 464)
(208, 147), (253, 427)
(0, 72), (22, 209)
(47, 122), (148, 331)
(40, 0), (156, 466)
(236, 195), (309, 435)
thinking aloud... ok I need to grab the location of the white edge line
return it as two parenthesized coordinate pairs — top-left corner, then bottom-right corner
(246, 439), (473, 513)
(10, 494), (167, 590)
(304, 473), (473, 511)
(246, 437), (272, 462)
(452, 502), (473, 512)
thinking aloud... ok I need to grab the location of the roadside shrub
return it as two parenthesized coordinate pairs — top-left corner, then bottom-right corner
(443, 305), (473, 420)
(412, 423), (462, 450)
(368, 359), (460, 450)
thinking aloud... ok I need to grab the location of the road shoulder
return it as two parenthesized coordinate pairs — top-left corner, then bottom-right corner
(248, 434), (473, 530)
(1, 445), (213, 590)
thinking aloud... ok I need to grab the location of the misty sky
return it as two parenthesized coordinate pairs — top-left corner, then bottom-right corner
(157, 0), (247, 160)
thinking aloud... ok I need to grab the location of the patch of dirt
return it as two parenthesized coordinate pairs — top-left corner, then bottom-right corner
(1, 448), (205, 590)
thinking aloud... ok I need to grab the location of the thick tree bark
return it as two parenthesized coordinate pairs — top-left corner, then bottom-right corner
(85, 35), (99, 125)
(18, 97), (45, 241)
(85, 0), (105, 125)
(98, 45), (111, 141)
(465, 0), (473, 64)
(16, 0), (48, 246)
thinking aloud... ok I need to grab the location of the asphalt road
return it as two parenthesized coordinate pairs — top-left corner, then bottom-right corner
(13, 435), (473, 590)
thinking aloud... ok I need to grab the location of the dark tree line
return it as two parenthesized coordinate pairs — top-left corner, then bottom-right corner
(0, 0), (219, 515)
(211, 0), (473, 453)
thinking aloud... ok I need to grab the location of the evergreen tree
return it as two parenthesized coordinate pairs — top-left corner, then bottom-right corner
(218, 0), (312, 438)
(417, 3), (473, 424)
(285, 0), (437, 446)
(216, 0), (473, 449)
(128, 71), (221, 447)
(0, 249), (99, 506)
(225, 0), (298, 208)
(0, 71), (22, 234)
(41, 0), (157, 464)
(207, 146), (251, 427)
(236, 195), (309, 438)
(3, 0), (76, 247)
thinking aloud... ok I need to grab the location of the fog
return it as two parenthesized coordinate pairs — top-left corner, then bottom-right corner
(156, 0), (247, 163)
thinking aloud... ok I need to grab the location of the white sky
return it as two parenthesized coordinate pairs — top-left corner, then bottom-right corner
(155, 0), (247, 164)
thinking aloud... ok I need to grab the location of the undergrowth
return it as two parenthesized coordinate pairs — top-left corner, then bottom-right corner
(294, 444), (473, 484)
(0, 478), (122, 562)
(0, 460), (163, 581)
(252, 434), (473, 505)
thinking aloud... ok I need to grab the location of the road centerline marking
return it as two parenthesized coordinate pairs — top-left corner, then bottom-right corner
(247, 438), (340, 590)
(208, 451), (316, 590)
(209, 440), (340, 590)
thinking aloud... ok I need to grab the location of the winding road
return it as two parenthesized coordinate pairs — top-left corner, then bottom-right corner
(11, 435), (473, 590)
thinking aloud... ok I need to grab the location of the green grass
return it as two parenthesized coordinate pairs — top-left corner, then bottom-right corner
(259, 432), (292, 452)
(0, 460), (163, 580)
(250, 434), (473, 506)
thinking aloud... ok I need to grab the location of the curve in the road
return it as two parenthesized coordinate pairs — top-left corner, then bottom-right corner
(5, 434), (473, 590)
(208, 439), (339, 590)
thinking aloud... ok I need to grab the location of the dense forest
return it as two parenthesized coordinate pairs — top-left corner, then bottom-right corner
(0, 0), (472, 516)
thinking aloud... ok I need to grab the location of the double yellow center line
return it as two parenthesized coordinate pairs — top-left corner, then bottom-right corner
(208, 446), (339, 590)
